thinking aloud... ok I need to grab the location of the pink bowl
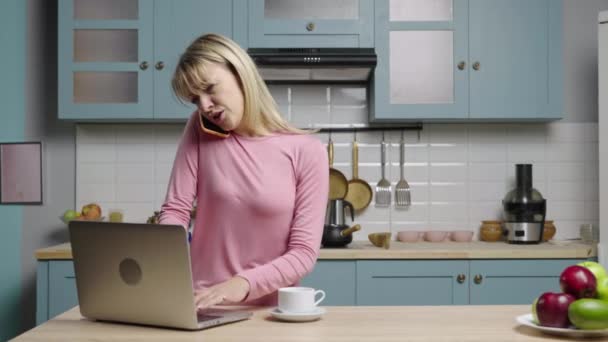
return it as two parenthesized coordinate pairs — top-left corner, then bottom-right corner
(397, 231), (423, 243)
(423, 231), (448, 242)
(450, 230), (474, 242)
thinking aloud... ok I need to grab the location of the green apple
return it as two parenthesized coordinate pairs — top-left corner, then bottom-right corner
(578, 261), (607, 284)
(532, 297), (539, 324)
(597, 278), (608, 301)
(62, 209), (79, 222)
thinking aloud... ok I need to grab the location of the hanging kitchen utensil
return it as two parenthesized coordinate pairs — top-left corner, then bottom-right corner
(375, 132), (391, 207)
(395, 130), (411, 208)
(345, 132), (373, 211)
(328, 135), (349, 200)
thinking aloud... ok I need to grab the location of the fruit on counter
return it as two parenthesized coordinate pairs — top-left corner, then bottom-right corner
(368, 232), (391, 249)
(568, 299), (608, 330)
(62, 209), (81, 222)
(108, 209), (124, 223)
(147, 211), (161, 224)
(81, 203), (102, 220)
(560, 265), (597, 299)
(577, 261), (608, 284)
(597, 278), (608, 301)
(535, 292), (576, 328)
(531, 297), (539, 324)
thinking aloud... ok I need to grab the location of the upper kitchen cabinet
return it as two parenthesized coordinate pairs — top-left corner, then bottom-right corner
(58, 0), (154, 119)
(372, 0), (468, 121)
(371, 0), (563, 122)
(468, 0), (562, 120)
(248, 0), (373, 48)
(58, 0), (247, 120)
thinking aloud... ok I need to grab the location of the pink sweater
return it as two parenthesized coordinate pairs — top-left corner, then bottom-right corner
(159, 112), (329, 305)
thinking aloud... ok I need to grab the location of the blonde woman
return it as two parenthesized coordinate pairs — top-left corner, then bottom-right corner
(159, 34), (329, 310)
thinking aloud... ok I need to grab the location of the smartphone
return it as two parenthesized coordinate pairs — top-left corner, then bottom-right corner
(198, 111), (230, 138)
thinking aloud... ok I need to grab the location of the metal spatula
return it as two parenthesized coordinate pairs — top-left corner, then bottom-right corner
(395, 131), (411, 208)
(375, 136), (391, 207)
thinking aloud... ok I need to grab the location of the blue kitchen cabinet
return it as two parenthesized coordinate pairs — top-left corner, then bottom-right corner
(301, 260), (356, 305)
(355, 259), (589, 306)
(34, 259), (356, 324)
(58, 0), (154, 120)
(248, 0), (373, 48)
(36, 258), (591, 324)
(58, 0), (247, 120)
(36, 261), (78, 325)
(372, 0), (469, 121)
(357, 260), (470, 305)
(371, 0), (562, 122)
(469, 259), (586, 305)
(468, 0), (562, 120)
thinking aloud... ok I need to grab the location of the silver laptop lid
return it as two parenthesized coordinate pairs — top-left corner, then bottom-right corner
(69, 221), (201, 329)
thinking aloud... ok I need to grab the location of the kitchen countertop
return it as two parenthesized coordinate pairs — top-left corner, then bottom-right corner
(12, 305), (575, 341)
(36, 240), (597, 260)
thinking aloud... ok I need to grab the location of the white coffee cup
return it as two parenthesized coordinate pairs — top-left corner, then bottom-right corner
(278, 287), (325, 313)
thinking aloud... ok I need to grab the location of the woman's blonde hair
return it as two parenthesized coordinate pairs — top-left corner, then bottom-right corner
(172, 33), (309, 136)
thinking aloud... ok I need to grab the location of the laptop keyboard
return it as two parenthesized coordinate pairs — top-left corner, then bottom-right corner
(197, 313), (222, 322)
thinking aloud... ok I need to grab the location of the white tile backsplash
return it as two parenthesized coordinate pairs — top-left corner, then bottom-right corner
(116, 163), (155, 184)
(76, 89), (599, 242)
(330, 86), (366, 106)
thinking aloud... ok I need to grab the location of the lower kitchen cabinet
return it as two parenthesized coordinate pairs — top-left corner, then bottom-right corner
(355, 259), (587, 306)
(357, 260), (469, 305)
(37, 260), (77, 325)
(301, 260), (356, 306)
(35, 258), (591, 325)
(468, 259), (585, 305)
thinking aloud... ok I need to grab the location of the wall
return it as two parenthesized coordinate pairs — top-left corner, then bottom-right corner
(11, 0), (608, 337)
(0, 1), (25, 340)
(20, 0), (76, 334)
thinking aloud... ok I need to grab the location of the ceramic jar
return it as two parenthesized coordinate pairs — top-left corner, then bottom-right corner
(542, 220), (556, 241)
(480, 221), (503, 242)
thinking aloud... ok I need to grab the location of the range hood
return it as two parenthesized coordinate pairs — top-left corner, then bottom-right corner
(248, 48), (377, 83)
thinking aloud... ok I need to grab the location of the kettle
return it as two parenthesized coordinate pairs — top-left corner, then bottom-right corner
(322, 199), (361, 247)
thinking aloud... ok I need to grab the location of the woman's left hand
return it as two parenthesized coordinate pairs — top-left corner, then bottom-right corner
(194, 276), (250, 310)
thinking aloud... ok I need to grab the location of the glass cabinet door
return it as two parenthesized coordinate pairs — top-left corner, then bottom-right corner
(248, 0), (373, 48)
(372, 0), (468, 121)
(58, 0), (153, 119)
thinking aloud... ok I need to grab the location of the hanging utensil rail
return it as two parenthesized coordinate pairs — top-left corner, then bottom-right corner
(305, 124), (423, 139)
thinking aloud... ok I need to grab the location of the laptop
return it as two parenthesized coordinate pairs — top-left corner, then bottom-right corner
(68, 221), (252, 330)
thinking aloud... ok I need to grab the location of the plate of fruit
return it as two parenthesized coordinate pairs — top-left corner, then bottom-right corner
(516, 262), (608, 337)
(61, 203), (104, 224)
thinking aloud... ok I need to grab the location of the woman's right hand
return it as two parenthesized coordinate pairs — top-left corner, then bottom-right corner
(194, 276), (250, 310)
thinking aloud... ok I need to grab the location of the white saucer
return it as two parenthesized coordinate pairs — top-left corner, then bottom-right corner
(269, 307), (326, 322)
(516, 313), (608, 338)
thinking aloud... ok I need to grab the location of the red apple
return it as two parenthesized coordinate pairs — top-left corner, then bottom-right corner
(560, 265), (597, 298)
(536, 292), (576, 328)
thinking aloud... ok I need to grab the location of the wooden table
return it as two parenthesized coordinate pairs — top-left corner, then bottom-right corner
(14, 305), (602, 341)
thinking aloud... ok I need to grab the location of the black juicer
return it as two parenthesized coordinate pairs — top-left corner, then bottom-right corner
(502, 164), (546, 244)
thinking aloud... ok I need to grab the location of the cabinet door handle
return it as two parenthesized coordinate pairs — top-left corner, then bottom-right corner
(474, 274), (483, 284)
(306, 22), (315, 31)
(456, 274), (466, 284)
(472, 61), (481, 71)
(457, 61), (466, 70)
(139, 61), (149, 70)
(155, 61), (165, 70)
